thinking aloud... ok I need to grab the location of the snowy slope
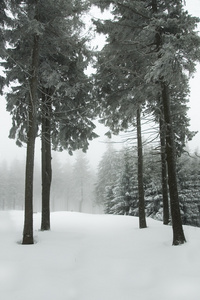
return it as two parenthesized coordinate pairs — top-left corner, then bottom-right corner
(1, 211), (200, 300)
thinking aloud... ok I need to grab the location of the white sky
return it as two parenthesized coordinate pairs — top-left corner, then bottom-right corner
(0, 1), (200, 169)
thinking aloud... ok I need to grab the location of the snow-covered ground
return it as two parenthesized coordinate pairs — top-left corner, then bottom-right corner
(1, 211), (200, 300)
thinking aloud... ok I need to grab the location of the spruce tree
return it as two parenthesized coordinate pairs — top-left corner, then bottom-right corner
(72, 151), (94, 213)
(92, 0), (200, 244)
(147, 0), (200, 245)
(95, 143), (122, 208)
(2, 0), (97, 237)
(107, 148), (138, 216)
(92, 1), (152, 228)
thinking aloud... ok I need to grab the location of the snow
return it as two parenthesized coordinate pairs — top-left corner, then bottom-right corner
(1, 211), (200, 300)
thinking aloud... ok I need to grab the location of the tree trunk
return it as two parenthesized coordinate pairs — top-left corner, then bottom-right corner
(41, 90), (52, 231)
(161, 83), (186, 245)
(136, 107), (147, 229)
(22, 30), (39, 245)
(159, 110), (170, 225)
(151, 0), (185, 244)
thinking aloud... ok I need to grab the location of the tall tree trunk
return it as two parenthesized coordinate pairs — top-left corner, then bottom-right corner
(151, 0), (185, 245)
(159, 109), (170, 225)
(41, 90), (52, 231)
(136, 107), (147, 229)
(161, 83), (186, 245)
(22, 30), (39, 245)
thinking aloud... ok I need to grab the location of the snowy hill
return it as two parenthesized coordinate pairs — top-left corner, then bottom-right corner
(1, 211), (200, 300)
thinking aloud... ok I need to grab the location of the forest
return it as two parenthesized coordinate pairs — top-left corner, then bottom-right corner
(0, 151), (97, 213)
(0, 0), (200, 247)
(1, 143), (200, 227)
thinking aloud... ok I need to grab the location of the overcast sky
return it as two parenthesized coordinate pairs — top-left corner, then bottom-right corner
(0, 1), (200, 169)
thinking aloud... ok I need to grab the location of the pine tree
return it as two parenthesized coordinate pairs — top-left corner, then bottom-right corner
(92, 0), (200, 244)
(152, 79), (194, 225)
(107, 148), (138, 216)
(37, 0), (95, 230)
(147, 0), (200, 245)
(92, 1), (151, 228)
(177, 153), (200, 227)
(95, 143), (122, 208)
(2, 0), (97, 236)
(72, 151), (94, 213)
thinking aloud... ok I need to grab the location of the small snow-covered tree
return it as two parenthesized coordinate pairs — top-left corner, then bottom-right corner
(72, 151), (95, 213)
(177, 153), (200, 227)
(106, 148), (138, 216)
(95, 143), (122, 208)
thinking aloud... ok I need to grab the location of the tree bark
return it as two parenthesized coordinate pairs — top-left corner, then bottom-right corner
(22, 30), (39, 245)
(161, 83), (186, 245)
(41, 90), (52, 231)
(159, 109), (170, 225)
(137, 107), (147, 229)
(151, 0), (185, 245)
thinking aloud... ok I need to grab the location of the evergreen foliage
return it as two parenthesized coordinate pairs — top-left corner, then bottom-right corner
(95, 146), (200, 228)
(1, 0), (98, 240)
(177, 154), (200, 227)
(95, 142), (122, 207)
(92, 0), (200, 244)
(2, 0), (97, 152)
(106, 149), (138, 216)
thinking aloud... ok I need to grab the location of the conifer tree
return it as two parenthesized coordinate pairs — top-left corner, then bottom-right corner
(92, 1), (152, 228)
(95, 143), (122, 208)
(92, 0), (200, 244)
(152, 79), (194, 225)
(72, 151), (94, 213)
(106, 148), (137, 216)
(148, 0), (200, 245)
(2, 0), (97, 241)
